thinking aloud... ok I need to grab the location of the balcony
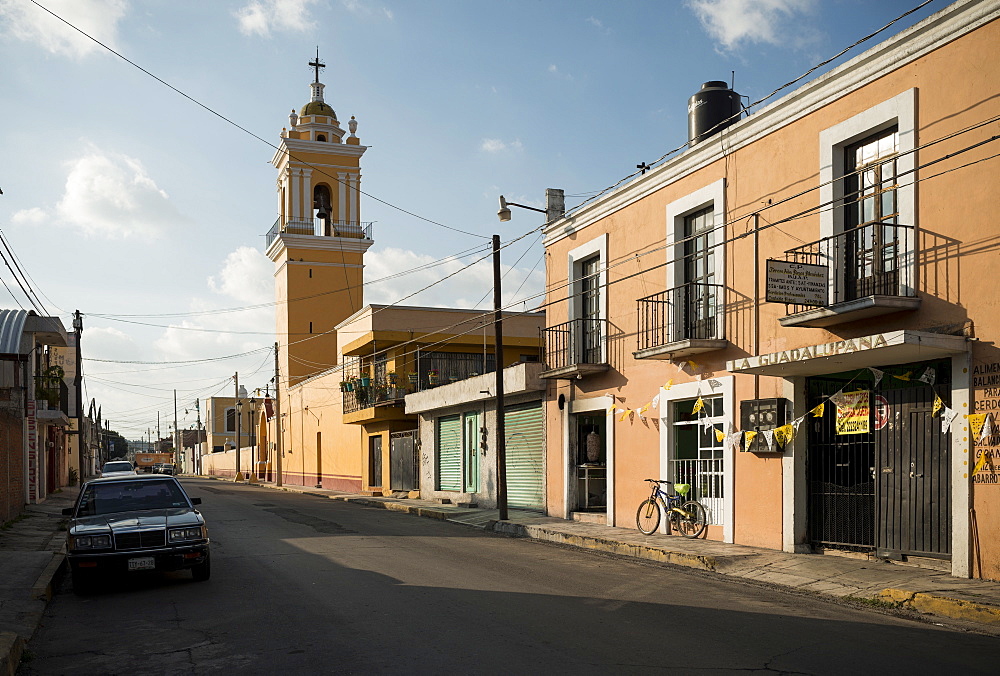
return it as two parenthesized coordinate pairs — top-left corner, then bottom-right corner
(780, 222), (919, 328)
(633, 284), (727, 360)
(342, 378), (409, 424)
(540, 318), (610, 380)
(265, 217), (373, 248)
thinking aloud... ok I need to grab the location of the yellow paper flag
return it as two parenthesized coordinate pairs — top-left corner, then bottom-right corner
(664, 379), (674, 391)
(811, 402), (825, 418)
(932, 396), (943, 417)
(892, 371), (912, 382)
(744, 430), (758, 447)
(607, 405), (617, 415)
(968, 413), (987, 440)
(715, 428), (725, 443)
(639, 403), (651, 414)
(773, 423), (795, 448)
(688, 360), (699, 370)
(619, 409), (632, 422)
(692, 397), (705, 414)
(973, 450), (988, 477)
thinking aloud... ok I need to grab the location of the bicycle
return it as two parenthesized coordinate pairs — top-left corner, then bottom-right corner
(636, 479), (708, 538)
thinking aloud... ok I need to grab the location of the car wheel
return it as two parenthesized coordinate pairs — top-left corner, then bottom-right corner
(191, 553), (211, 582)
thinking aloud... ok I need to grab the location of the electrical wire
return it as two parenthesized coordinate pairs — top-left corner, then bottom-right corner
(28, 0), (489, 240)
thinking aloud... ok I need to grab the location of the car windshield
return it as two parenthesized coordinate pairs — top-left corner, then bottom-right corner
(76, 480), (190, 516)
(102, 462), (132, 473)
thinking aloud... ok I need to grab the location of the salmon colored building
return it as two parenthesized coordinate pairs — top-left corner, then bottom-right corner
(537, 0), (1000, 580)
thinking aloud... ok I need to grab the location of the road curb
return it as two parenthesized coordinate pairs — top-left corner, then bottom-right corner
(486, 520), (719, 572)
(31, 553), (66, 602)
(0, 631), (25, 676)
(877, 588), (1000, 624)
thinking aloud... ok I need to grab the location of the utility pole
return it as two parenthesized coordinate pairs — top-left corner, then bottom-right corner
(234, 372), (243, 482)
(73, 311), (84, 479)
(493, 234), (508, 520)
(195, 398), (202, 475)
(173, 389), (179, 471)
(274, 342), (283, 487)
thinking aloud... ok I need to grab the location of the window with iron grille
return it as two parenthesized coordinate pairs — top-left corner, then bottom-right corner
(671, 396), (724, 525)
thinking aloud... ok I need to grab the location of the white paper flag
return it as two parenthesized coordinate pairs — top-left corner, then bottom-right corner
(868, 368), (884, 388)
(701, 416), (714, 430)
(979, 414), (994, 443)
(941, 407), (959, 434)
(762, 429), (775, 452)
(651, 393), (660, 410)
(918, 367), (936, 386)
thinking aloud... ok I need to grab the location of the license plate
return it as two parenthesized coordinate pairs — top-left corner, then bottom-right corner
(128, 556), (155, 571)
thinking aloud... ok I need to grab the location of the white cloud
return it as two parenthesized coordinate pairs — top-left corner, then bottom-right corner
(548, 63), (574, 80)
(586, 16), (611, 34)
(50, 148), (182, 239)
(341, 0), (394, 21)
(686, 0), (816, 50)
(11, 207), (46, 225)
(207, 247), (272, 306)
(0, 0), (127, 58)
(235, 0), (317, 37)
(364, 247), (543, 310)
(480, 138), (523, 154)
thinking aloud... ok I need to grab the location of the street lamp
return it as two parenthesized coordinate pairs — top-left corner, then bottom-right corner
(491, 189), (564, 521)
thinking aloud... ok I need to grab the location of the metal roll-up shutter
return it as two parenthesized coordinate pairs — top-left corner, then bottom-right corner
(437, 414), (462, 491)
(505, 402), (545, 511)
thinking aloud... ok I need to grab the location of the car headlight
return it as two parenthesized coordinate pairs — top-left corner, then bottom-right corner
(71, 534), (112, 550)
(168, 526), (206, 542)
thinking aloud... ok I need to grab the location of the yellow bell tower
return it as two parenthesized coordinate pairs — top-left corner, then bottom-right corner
(266, 50), (372, 387)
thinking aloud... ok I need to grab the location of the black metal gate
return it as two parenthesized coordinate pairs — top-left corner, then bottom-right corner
(390, 430), (419, 491)
(369, 435), (382, 488)
(807, 375), (875, 550)
(807, 360), (951, 558)
(876, 386), (951, 559)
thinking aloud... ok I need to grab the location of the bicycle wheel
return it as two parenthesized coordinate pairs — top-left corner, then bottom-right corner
(636, 498), (661, 535)
(676, 500), (707, 538)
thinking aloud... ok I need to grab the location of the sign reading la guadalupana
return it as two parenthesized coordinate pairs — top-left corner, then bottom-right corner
(732, 334), (890, 371)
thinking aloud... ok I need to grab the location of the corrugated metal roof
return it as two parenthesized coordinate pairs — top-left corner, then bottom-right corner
(0, 309), (30, 355)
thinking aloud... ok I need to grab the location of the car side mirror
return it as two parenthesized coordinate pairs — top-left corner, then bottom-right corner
(62, 507), (75, 516)
(190, 497), (202, 505)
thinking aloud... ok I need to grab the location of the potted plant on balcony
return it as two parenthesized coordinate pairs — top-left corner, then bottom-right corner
(448, 373), (460, 383)
(359, 369), (371, 388)
(407, 372), (418, 385)
(387, 371), (398, 385)
(35, 365), (64, 410)
(340, 380), (350, 392)
(427, 369), (439, 386)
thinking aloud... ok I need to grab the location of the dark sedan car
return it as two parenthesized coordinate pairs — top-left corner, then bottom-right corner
(62, 474), (210, 591)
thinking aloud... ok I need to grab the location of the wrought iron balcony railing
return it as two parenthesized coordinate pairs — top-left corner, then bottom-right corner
(782, 222), (914, 316)
(542, 318), (607, 372)
(266, 217), (374, 248)
(342, 378), (407, 415)
(636, 283), (724, 351)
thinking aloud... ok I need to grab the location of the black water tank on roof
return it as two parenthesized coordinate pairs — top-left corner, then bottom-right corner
(688, 81), (742, 146)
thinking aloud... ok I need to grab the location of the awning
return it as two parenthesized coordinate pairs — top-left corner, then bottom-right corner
(726, 330), (968, 377)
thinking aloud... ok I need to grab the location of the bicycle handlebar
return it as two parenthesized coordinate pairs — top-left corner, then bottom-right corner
(643, 479), (673, 485)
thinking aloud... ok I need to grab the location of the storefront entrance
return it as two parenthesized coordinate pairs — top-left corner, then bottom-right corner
(807, 359), (951, 560)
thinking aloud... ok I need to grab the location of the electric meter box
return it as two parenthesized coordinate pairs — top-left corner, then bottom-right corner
(740, 398), (790, 453)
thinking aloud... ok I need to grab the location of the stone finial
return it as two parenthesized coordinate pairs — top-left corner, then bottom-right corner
(348, 116), (358, 136)
(289, 109), (298, 129)
(281, 127), (288, 138)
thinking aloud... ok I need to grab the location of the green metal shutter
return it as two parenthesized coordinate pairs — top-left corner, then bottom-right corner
(437, 414), (462, 491)
(504, 403), (545, 511)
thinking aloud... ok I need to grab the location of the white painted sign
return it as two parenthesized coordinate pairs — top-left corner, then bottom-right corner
(766, 259), (828, 306)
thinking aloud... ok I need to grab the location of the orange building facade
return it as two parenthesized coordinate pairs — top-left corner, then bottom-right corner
(539, 0), (1000, 580)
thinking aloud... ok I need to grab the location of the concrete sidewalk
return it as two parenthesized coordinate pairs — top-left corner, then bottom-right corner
(0, 488), (76, 676)
(229, 476), (1000, 632)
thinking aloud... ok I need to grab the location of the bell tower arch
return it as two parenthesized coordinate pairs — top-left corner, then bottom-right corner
(266, 50), (372, 387)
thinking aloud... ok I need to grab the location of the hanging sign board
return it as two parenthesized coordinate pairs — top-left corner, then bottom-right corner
(835, 391), (871, 435)
(766, 260), (828, 306)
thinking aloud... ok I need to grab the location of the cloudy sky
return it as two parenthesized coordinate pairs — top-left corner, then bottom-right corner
(0, 0), (937, 438)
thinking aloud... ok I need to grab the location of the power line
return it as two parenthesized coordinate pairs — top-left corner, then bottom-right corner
(28, 0), (490, 240)
(567, 0), (936, 217)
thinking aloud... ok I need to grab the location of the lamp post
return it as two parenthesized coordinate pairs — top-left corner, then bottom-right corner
(493, 189), (564, 520)
(249, 395), (257, 480)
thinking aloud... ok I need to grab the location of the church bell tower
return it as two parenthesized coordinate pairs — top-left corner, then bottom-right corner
(266, 50), (372, 387)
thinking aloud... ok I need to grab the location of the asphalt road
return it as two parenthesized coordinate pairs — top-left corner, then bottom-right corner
(20, 478), (1000, 675)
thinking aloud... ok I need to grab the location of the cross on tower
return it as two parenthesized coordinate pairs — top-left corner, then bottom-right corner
(309, 47), (326, 84)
